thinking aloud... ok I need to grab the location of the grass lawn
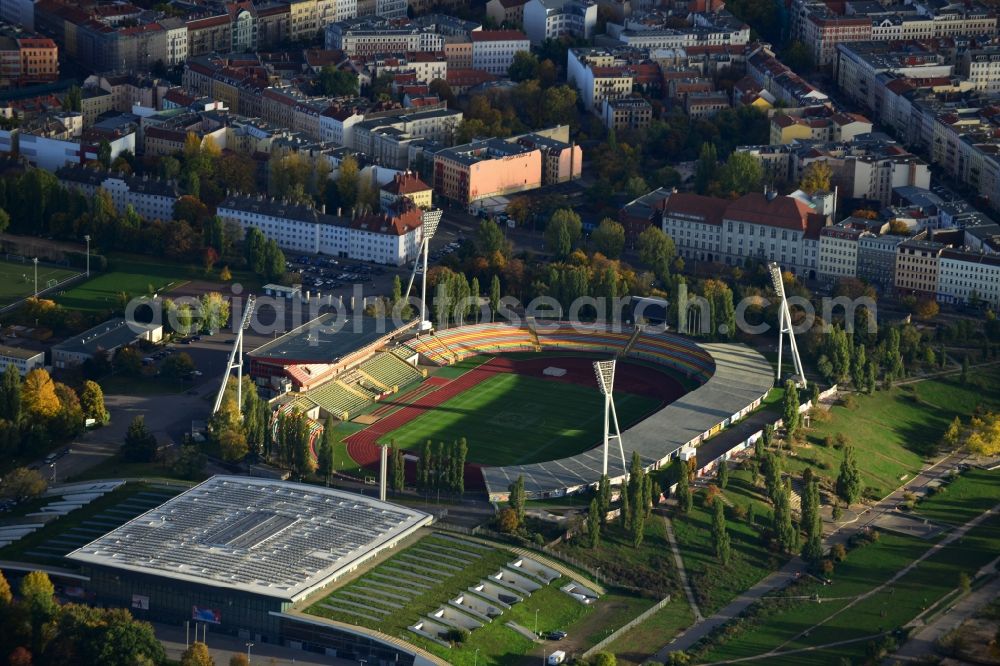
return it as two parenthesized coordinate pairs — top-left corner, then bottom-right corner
(672, 469), (784, 616)
(0, 483), (181, 563)
(54, 254), (258, 312)
(784, 370), (1000, 499)
(912, 468), (1000, 525)
(378, 370), (662, 467)
(307, 533), (591, 666)
(603, 597), (695, 666)
(0, 258), (78, 306)
(555, 509), (677, 597)
(696, 469), (1000, 665)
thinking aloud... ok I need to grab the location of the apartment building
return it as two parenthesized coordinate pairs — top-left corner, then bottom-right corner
(659, 191), (828, 276)
(817, 222), (863, 282)
(0, 30), (58, 87)
(433, 138), (541, 204)
(56, 165), (179, 221)
(938, 249), (1000, 307)
(217, 195), (425, 265)
(470, 30), (530, 75)
(325, 17), (446, 56)
(768, 107), (873, 145)
(381, 171), (433, 209)
(746, 44), (829, 107)
(486, 0), (528, 27)
(606, 11), (750, 50)
(567, 46), (663, 112)
(601, 96), (652, 130)
(857, 232), (903, 290)
(895, 237), (945, 296)
(523, 0), (597, 45)
(0, 346), (44, 376)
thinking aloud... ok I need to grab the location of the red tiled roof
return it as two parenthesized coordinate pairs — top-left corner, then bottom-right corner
(382, 172), (430, 195)
(661, 192), (728, 227)
(725, 192), (812, 231)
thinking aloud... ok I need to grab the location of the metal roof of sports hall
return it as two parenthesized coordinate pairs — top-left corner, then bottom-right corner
(67, 476), (431, 601)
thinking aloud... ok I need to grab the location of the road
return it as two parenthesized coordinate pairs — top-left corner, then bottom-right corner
(888, 561), (1000, 662)
(653, 447), (975, 660)
(154, 622), (357, 666)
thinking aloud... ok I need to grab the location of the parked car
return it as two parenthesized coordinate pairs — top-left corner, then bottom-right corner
(547, 631), (567, 641)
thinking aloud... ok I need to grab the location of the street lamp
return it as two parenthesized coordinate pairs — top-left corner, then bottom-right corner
(32, 257), (38, 296)
(49, 462), (56, 483)
(245, 641), (254, 664)
(534, 608), (540, 636)
(474, 648), (479, 666)
(84, 235), (91, 277)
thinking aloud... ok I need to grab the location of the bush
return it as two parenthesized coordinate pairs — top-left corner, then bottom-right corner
(822, 435), (834, 448)
(818, 559), (834, 576)
(830, 543), (847, 562)
(444, 628), (470, 643)
(702, 484), (722, 507)
(728, 503), (748, 520)
(834, 432), (849, 449)
(842, 394), (858, 410)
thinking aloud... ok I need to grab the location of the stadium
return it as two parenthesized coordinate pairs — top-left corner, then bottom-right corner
(250, 318), (775, 499)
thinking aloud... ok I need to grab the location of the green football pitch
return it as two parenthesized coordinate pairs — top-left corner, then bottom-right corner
(377, 371), (663, 467)
(0, 259), (79, 306)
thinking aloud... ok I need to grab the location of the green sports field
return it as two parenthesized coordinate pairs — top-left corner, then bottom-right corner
(0, 258), (79, 306)
(377, 370), (664, 467)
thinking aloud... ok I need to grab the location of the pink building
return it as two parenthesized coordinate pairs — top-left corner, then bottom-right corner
(434, 138), (542, 204)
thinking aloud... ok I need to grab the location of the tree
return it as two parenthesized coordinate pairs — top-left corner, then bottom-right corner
(199, 292), (230, 334)
(162, 352), (196, 379)
(21, 369), (59, 420)
(229, 654), (250, 666)
(244, 226), (266, 274)
(20, 570), (56, 641)
(676, 461), (692, 513)
(544, 209), (582, 260)
(587, 498), (601, 548)
(497, 507), (519, 533)
(392, 444), (406, 493)
(717, 151), (763, 197)
(712, 495), (731, 564)
(97, 140), (112, 169)
(637, 226), (676, 280)
(772, 480), (798, 553)
(336, 155), (360, 209)
(914, 297), (940, 320)
(262, 239), (285, 282)
(181, 641), (214, 666)
(801, 476), (823, 563)
(317, 65), (359, 96)
(508, 50), (538, 81)
(318, 417), (335, 482)
(836, 445), (862, 505)
(171, 442), (205, 480)
(782, 380), (800, 437)
(694, 142), (718, 195)
(717, 460), (729, 489)
(508, 475), (526, 524)
(489, 274), (501, 322)
(591, 218), (626, 259)
(219, 426), (248, 462)
(0, 467), (46, 500)
(122, 415), (157, 462)
(965, 412), (1000, 456)
(476, 219), (507, 257)
(79, 380), (109, 424)
(763, 452), (783, 504)
(0, 363), (22, 423)
(64, 85), (82, 111)
(597, 474), (611, 524)
(588, 653), (617, 666)
(0, 569), (11, 605)
(799, 161), (833, 194)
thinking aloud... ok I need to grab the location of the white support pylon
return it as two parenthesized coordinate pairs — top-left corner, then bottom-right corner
(379, 444), (388, 502)
(768, 262), (805, 387)
(593, 359), (625, 479)
(402, 209), (442, 334)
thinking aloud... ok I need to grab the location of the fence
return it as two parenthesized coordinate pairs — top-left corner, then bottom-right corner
(0, 270), (88, 315)
(581, 594), (672, 659)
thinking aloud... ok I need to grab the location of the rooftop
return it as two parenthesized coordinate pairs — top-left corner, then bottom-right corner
(249, 313), (414, 364)
(52, 318), (160, 358)
(67, 476), (431, 600)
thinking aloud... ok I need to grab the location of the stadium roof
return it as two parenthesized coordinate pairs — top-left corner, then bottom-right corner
(67, 476), (431, 601)
(482, 342), (774, 496)
(248, 313), (416, 365)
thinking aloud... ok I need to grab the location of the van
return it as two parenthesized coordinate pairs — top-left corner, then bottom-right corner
(547, 651), (565, 665)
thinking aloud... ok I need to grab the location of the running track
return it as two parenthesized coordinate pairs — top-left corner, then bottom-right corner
(344, 356), (684, 489)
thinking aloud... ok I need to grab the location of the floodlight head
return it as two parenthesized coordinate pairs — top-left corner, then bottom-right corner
(593, 359), (616, 396)
(422, 209), (442, 240)
(767, 262), (785, 296)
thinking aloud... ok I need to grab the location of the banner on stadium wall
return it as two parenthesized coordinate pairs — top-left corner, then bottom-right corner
(64, 586), (86, 599)
(131, 595), (150, 610)
(192, 606), (221, 624)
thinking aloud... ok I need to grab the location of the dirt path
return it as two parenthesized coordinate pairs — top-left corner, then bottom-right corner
(662, 511), (703, 622)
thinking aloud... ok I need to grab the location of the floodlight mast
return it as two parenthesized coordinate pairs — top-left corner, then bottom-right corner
(403, 211), (441, 334)
(212, 296), (256, 415)
(768, 262), (805, 386)
(593, 360), (626, 479)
